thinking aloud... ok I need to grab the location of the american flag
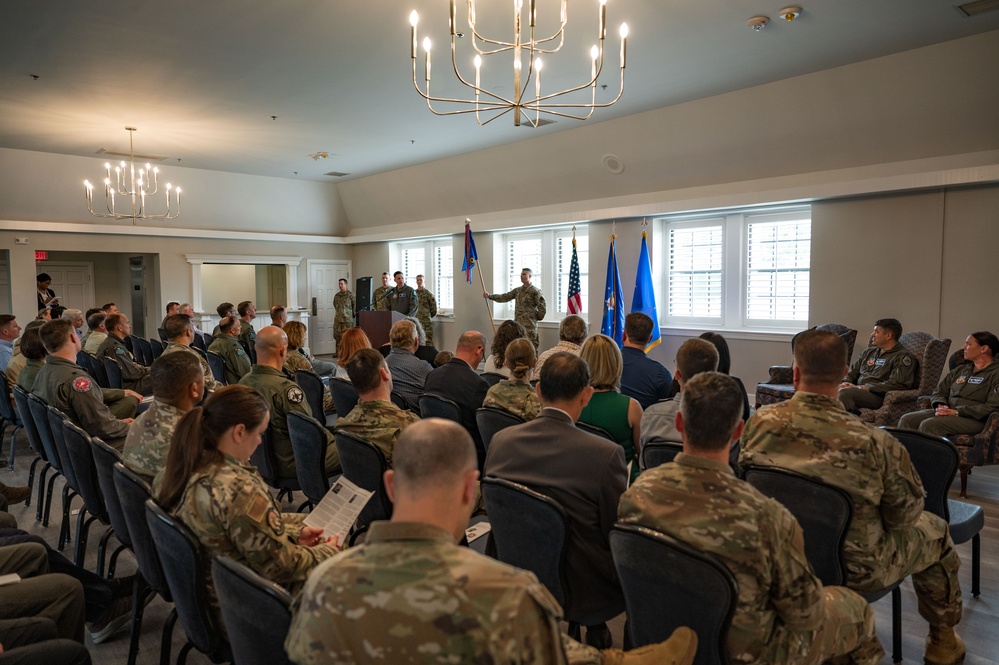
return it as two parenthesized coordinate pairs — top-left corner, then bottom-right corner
(567, 235), (582, 314)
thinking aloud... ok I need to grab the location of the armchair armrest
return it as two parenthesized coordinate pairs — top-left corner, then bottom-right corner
(879, 389), (919, 408)
(767, 365), (793, 384)
(917, 396), (932, 409)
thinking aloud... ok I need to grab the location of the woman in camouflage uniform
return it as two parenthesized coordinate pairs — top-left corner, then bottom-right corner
(283, 321), (333, 413)
(482, 338), (541, 421)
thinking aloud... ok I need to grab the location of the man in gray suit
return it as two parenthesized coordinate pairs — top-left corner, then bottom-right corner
(484, 351), (628, 649)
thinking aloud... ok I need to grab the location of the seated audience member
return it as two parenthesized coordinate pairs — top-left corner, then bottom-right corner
(61, 310), (84, 340)
(0, 543), (86, 646)
(621, 372), (883, 665)
(405, 316), (439, 366)
(0, 315), (22, 372)
(619, 312), (672, 409)
(178, 303), (207, 346)
(433, 350), (453, 367)
(741, 330), (965, 665)
(839, 318), (918, 413)
(210, 302), (236, 337)
(162, 314), (222, 394)
(535, 314), (587, 376)
(333, 327), (372, 381)
(485, 352), (627, 649)
(77, 309), (101, 348)
(123, 352), (205, 485)
(270, 305), (287, 328)
(424, 331), (490, 469)
(334, 348), (420, 465)
(578, 334), (644, 485)
(98, 313), (152, 395)
(236, 300), (257, 352)
(101, 303), (119, 314)
(8, 320), (44, 386)
(208, 316), (251, 385)
(81, 311), (108, 354)
(641, 338), (719, 447)
(160, 301), (179, 334)
(240, 326), (339, 478)
(898, 331), (999, 437)
(698, 332), (751, 421)
(483, 319), (527, 376)
(283, 320), (334, 413)
(384, 319), (433, 411)
(157, 385), (341, 632)
(37, 308), (53, 321)
(33, 319), (138, 451)
(482, 338), (541, 421)
(286, 418), (697, 665)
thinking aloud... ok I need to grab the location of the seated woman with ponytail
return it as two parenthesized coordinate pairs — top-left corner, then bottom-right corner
(482, 338), (541, 421)
(156, 385), (341, 625)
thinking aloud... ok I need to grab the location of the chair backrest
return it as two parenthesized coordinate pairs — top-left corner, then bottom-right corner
(419, 393), (461, 422)
(475, 407), (525, 452)
(191, 333), (207, 351)
(149, 338), (165, 360)
(91, 438), (131, 548)
(100, 356), (124, 390)
(480, 371), (506, 387)
(742, 466), (852, 587)
(897, 332), (951, 396)
(192, 346), (208, 360)
(328, 377), (359, 416)
(157, 328), (169, 342)
(75, 350), (94, 375)
(146, 499), (229, 658)
(12, 386), (45, 459)
(206, 351), (228, 385)
(26, 392), (61, 469)
(389, 390), (409, 411)
(113, 463), (171, 600)
(641, 440), (683, 471)
(814, 323), (859, 360)
(61, 419), (109, 523)
(294, 370), (325, 422)
(248, 428), (278, 485)
(883, 427), (957, 522)
(124, 335), (134, 353)
(211, 556), (293, 665)
(576, 421), (614, 441)
(0, 372), (20, 424)
(288, 412), (332, 507)
(480, 476), (569, 606)
(334, 430), (391, 525)
(87, 353), (110, 389)
(610, 523), (737, 664)
(133, 337), (153, 366)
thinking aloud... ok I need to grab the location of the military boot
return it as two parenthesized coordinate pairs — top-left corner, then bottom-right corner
(925, 626), (965, 665)
(601, 626), (697, 665)
(0, 481), (31, 505)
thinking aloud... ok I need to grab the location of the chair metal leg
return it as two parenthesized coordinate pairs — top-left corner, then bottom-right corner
(35, 463), (50, 520)
(58, 485), (78, 550)
(43, 468), (60, 526)
(96, 526), (115, 576)
(176, 641), (194, 665)
(25, 455), (42, 508)
(891, 585), (902, 663)
(972, 533), (981, 598)
(107, 543), (127, 579)
(126, 577), (156, 665)
(959, 465), (970, 498)
(160, 607), (178, 665)
(73, 510), (95, 567)
(8, 424), (20, 470)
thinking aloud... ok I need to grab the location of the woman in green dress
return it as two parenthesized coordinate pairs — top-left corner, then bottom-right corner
(577, 334), (643, 484)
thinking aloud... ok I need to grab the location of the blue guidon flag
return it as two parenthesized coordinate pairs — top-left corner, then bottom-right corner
(601, 234), (625, 347)
(567, 233), (582, 315)
(631, 230), (661, 352)
(462, 220), (478, 285)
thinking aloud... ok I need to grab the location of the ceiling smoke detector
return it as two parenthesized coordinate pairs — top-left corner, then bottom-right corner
(779, 6), (802, 21)
(747, 16), (770, 31)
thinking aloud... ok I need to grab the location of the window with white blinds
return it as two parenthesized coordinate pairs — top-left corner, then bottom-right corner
(390, 237), (454, 314)
(399, 245), (426, 284)
(494, 226), (588, 322)
(556, 232), (588, 315)
(667, 222), (723, 321)
(745, 215), (810, 323)
(434, 242), (454, 311)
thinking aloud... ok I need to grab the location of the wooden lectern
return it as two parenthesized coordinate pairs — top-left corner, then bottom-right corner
(359, 311), (405, 349)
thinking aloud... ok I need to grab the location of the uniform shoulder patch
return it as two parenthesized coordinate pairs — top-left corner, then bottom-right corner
(287, 385), (305, 404)
(902, 356), (912, 366)
(115, 347), (126, 355)
(236, 348), (245, 356)
(72, 376), (92, 393)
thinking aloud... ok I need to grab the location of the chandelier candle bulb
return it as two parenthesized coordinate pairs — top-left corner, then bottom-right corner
(599, 0), (607, 38)
(424, 37), (432, 81)
(410, 11), (418, 58)
(620, 23), (627, 68)
(449, 0), (456, 35)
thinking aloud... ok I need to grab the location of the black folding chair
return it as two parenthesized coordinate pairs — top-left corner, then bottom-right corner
(211, 556), (293, 665)
(419, 394), (461, 422)
(0, 372), (24, 469)
(329, 377), (358, 416)
(249, 429), (300, 504)
(101, 355), (124, 390)
(288, 411), (336, 510)
(640, 440), (682, 471)
(480, 371), (506, 387)
(334, 430), (392, 528)
(294, 370), (327, 425)
(206, 351), (227, 385)
(11, 385), (48, 515)
(577, 421), (614, 441)
(475, 406), (525, 452)
(25, 393), (65, 528)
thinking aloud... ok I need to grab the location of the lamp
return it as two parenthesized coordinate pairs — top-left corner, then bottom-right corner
(409, 0), (628, 127)
(83, 127), (181, 224)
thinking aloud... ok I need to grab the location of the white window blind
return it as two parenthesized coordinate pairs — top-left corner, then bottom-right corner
(667, 223), (723, 320)
(746, 216), (810, 323)
(556, 232), (588, 314)
(434, 242), (454, 311)
(390, 236), (454, 314)
(400, 245), (426, 283)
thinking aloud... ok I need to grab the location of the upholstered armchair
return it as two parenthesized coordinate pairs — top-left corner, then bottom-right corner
(857, 332), (951, 427)
(951, 414), (999, 497)
(755, 324), (858, 408)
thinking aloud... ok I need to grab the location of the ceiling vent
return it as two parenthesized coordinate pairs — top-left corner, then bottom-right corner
(324, 171), (350, 177)
(956, 0), (999, 16)
(96, 147), (168, 162)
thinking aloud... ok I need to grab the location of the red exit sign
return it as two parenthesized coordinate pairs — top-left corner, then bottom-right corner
(35, 251), (47, 261)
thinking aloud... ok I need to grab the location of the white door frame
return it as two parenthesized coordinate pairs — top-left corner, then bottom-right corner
(307, 259), (352, 356)
(40, 261), (95, 313)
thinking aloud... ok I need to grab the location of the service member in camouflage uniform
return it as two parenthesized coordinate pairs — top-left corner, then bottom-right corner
(333, 278), (355, 353)
(283, 321), (334, 413)
(157, 385), (341, 633)
(484, 267), (547, 350)
(334, 348), (420, 465)
(483, 338), (541, 421)
(899, 331), (999, 437)
(236, 300), (257, 353)
(122, 352), (205, 484)
(162, 314), (223, 394)
(33, 319), (138, 450)
(286, 418), (697, 665)
(372, 272), (391, 312)
(622, 372), (882, 665)
(839, 318), (918, 412)
(207, 316), (251, 385)
(98, 313), (152, 395)
(414, 274), (437, 348)
(741, 330), (965, 665)
(240, 326), (340, 479)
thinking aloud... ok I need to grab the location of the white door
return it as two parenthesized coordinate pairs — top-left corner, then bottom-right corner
(308, 260), (351, 356)
(41, 262), (95, 313)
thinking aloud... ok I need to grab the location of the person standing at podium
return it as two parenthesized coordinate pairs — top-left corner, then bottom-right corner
(386, 271), (418, 317)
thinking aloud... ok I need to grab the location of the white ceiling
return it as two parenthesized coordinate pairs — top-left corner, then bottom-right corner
(2, 0), (997, 183)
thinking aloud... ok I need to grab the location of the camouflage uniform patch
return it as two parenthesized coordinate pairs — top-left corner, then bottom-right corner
(483, 379), (541, 421)
(122, 400), (186, 482)
(334, 400), (420, 466)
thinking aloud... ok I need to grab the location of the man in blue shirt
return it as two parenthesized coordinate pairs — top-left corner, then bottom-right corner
(0, 315), (22, 372)
(620, 312), (673, 409)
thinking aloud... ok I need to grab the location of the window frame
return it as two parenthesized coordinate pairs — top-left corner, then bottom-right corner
(391, 236), (454, 315)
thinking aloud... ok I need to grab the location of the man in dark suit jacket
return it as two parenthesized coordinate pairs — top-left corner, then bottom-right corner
(423, 330), (490, 468)
(484, 351), (628, 649)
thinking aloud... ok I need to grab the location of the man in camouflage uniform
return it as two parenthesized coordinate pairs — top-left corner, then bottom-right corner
(621, 371), (882, 665)
(122, 352), (204, 484)
(741, 330), (965, 665)
(98, 313), (152, 395)
(839, 317), (918, 412)
(240, 326), (340, 480)
(161, 314), (222, 394)
(207, 316), (252, 385)
(484, 267), (547, 350)
(372, 272), (391, 312)
(334, 348), (419, 465)
(333, 278), (355, 354)
(32, 319), (138, 450)
(237, 300), (257, 354)
(414, 274), (437, 347)
(285, 418), (697, 665)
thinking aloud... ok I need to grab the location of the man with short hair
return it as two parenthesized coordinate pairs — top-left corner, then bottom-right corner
(97, 313), (152, 395)
(384, 319), (432, 411)
(839, 318), (918, 412)
(372, 272), (391, 312)
(483, 267), (547, 350)
(0, 314), (21, 372)
(270, 305), (287, 328)
(81, 311), (108, 354)
(240, 326), (340, 479)
(287, 418), (697, 665)
(424, 331), (490, 469)
(640, 338), (718, 447)
(335, 348), (420, 465)
(207, 316), (252, 385)
(122, 353), (205, 484)
(621, 372), (882, 665)
(101, 303), (119, 314)
(619, 312), (672, 409)
(159, 302), (179, 333)
(333, 279), (355, 353)
(385, 271), (419, 316)
(486, 352), (627, 649)
(161, 314), (222, 393)
(414, 274), (438, 347)
(237, 300), (257, 352)
(178, 303), (206, 346)
(210, 302), (236, 337)
(535, 314), (587, 376)
(741, 330), (965, 665)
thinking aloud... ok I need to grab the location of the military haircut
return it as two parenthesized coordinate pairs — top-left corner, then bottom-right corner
(393, 418), (477, 495)
(538, 351), (590, 403)
(165, 301), (180, 314)
(151, 351), (204, 402)
(389, 319), (418, 349)
(874, 318), (903, 341)
(19, 327), (47, 361)
(270, 305), (286, 319)
(580, 334), (622, 389)
(284, 320), (307, 349)
(680, 372), (744, 451)
(23, 319), (45, 334)
(393, 271), (403, 278)
(344, 348), (385, 394)
(105, 313), (124, 332)
(0, 314), (15, 331)
(971, 331), (999, 358)
(101, 303), (116, 312)
(456, 331), (486, 354)
(337, 278), (347, 285)
(39, 318), (75, 353)
(521, 267), (533, 276)
(624, 312), (654, 345)
(559, 314), (588, 345)
(216, 302), (235, 318)
(219, 315), (240, 335)
(85, 307), (102, 320)
(237, 301), (253, 317)
(86, 311), (106, 331)
(677, 338), (720, 383)
(794, 329), (848, 385)
(163, 314), (193, 341)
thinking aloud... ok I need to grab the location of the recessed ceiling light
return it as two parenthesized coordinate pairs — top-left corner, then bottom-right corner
(747, 16), (770, 31)
(779, 6), (802, 21)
